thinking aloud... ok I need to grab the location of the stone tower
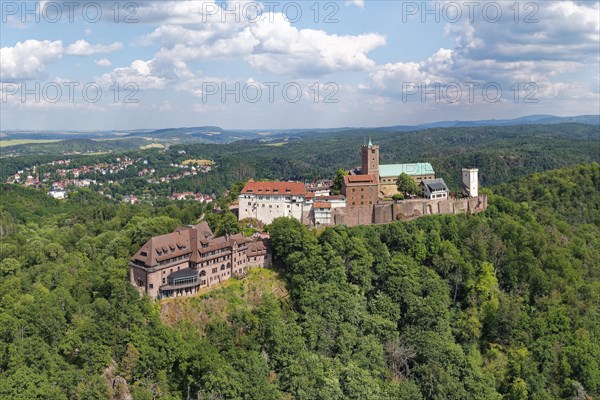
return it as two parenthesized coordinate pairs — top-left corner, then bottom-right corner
(361, 137), (379, 178)
(462, 168), (479, 197)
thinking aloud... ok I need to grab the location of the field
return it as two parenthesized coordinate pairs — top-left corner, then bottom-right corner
(182, 158), (215, 166)
(140, 143), (165, 150)
(0, 139), (61, 148)
(264, 142), (288, 147)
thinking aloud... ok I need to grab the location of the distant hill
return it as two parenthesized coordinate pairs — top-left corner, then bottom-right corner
(2, 114), (598, 143)
(0, 138), (148, 156)
(374, 114), (600, 131)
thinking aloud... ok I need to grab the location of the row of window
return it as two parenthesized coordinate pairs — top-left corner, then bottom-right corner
(350, 201), (373, 206)
(158, 255), (189, 266)
(243, 195), (303, 201)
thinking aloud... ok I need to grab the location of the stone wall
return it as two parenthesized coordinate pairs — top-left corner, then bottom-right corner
(333, 205), (374, 226)
(330, 195), (487, 227)
(374, 203), (393, 224)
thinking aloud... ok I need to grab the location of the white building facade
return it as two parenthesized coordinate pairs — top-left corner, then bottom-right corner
(238, 180), (307, 224)
(462, 168), (479, 197)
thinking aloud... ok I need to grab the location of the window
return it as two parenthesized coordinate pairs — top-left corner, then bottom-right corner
(149, 284), (154, 289)
(170, 276), (197, 287)
(137, 279), (144, 287)
(212, 267), (217, 273)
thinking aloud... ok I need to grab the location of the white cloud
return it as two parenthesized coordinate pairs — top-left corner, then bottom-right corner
(0, 40), (63, 81)
(94, 58), (112, 67)
(345, 0), (365, 8)
(65, 40), (122, 56)
(144, 11), (385, 77)
(148, 25), (259, 60)
(97, 59), (168, 90)
(246, 13), (385, 76)
(363, 1), (599, 103)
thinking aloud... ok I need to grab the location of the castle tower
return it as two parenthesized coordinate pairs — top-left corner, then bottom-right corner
(462, 168), (479, 197)
(361, 137), (379, 178)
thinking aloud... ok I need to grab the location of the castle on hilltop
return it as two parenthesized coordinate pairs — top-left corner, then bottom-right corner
(130, 140), (486, 299)
(238, 139), (486, 227)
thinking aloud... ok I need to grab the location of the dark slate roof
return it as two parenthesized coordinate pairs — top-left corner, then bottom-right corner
(167, 268), (198, 280)
(427, 181), (447, 191)
(421, 178), (448, 193)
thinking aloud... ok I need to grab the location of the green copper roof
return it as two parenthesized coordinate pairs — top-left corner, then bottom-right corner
(379, 163), (435, 177)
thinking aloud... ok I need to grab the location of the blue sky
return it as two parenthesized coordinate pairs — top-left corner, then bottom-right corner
(1, 0), (599, 130)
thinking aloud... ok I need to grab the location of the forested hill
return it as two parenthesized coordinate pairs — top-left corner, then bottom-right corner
(0, 163), (599, 399)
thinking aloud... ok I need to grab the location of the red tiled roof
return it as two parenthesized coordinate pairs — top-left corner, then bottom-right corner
(241, 180), (306, 196)
(344, 175), (377, 184)
(314, 202), (332, 209)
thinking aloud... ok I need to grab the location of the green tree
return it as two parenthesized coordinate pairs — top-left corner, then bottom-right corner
(333, 168), (348, 195)
(396, 173), (419, 197)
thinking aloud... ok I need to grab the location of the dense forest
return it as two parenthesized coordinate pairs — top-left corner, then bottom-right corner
(0, 163), (599, 399)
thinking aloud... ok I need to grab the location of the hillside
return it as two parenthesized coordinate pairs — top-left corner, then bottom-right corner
(0, 138), (149, 156)
(2, 124), (598, 196)
(160, 268), (288, 332)
(174, 122), (600, 191)
(0, 164), (598, 399)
